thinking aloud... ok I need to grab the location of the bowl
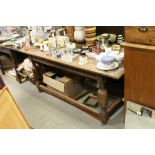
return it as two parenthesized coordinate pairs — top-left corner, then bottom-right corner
(101, 56), (115, 65)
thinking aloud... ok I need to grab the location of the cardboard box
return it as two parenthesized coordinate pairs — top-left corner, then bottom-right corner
(43, 71), (83, 98)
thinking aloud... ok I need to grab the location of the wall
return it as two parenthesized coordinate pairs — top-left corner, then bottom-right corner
(96, 26), (124, 35)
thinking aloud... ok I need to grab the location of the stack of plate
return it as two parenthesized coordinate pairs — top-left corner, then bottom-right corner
(84, 26), (96, 46)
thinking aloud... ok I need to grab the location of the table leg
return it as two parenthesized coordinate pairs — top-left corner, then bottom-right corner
(32, 62), (42, 92)
(98, 77), (108, 124)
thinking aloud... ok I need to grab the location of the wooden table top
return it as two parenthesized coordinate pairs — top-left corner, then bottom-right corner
(0, 45), (124, 79)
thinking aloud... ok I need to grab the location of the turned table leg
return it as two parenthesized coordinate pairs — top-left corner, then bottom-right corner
(98, 77), (108, 124)
(31, 61), (42, 92)
(32, 63), (40, 88)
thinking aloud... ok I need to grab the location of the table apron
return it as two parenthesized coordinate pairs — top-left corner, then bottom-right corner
(31, 56), (102, 81)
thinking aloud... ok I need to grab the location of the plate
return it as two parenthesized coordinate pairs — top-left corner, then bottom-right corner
(96, 62), (119, 71)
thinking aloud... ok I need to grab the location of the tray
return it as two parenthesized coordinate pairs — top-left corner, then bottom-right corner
(83, 96), (98, 108)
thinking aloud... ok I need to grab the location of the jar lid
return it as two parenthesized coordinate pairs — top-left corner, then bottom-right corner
(118, 34), (123, 37)
(101, 56), (115, 64)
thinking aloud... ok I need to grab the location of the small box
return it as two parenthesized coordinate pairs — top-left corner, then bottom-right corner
(43, 71), (83, 98)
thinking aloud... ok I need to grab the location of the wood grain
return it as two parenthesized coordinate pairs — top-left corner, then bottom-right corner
(65, 26), (75, 42)
(124, 46), (155, 110)
(125, 26), (155, 45)
(0, 45), (124, 79)
(0, 44), (124, 124)
(121, 42), (155, 51)
(0, 87), (30, 129)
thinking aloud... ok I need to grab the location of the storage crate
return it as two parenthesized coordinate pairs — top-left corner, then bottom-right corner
(43, 71), (83, 98)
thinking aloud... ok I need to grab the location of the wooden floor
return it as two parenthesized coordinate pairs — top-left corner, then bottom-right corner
(2, 75), (125, 129)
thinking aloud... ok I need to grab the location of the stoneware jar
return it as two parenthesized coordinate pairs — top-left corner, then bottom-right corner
(74, 26), (85, 43)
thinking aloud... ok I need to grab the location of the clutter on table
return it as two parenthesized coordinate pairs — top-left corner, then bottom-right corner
(0, 27), (124, 71)
(78, 50), (88, 65)
(0, 33), (20, 43)
(95, 46), (124, 71)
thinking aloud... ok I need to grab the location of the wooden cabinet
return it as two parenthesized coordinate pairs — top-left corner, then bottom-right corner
(0, 87), (29, 129)
(122, 42), (155, 109)
(125, 26), (155, 46)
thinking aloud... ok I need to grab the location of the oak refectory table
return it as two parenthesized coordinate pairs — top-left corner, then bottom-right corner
(0, 44), (124, 124)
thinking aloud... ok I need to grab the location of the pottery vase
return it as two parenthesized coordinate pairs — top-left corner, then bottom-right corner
(74, 26), (85, 43)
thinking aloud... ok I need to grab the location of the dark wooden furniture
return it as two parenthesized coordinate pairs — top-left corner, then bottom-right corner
(0, 44), (124, 124)
(125, 26), (155, 46)
(121, 42), (155, 110)
(0, 55), (13, 75)
(0, 46), (21, 82)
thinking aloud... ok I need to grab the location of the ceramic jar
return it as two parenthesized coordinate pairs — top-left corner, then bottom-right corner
(117, 34), (124, 44)
(101, 33), (110, 47)
(74, 26), (85, 43)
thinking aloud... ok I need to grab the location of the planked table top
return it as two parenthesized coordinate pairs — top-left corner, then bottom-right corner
(0, 44), (124, 79)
